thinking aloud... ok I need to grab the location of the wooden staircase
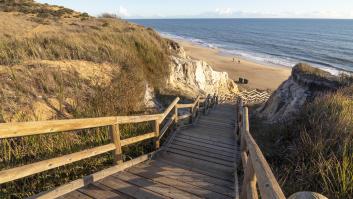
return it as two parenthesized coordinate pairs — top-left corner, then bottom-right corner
(0, 94), (327, 199)
(60, 103), (238, 199)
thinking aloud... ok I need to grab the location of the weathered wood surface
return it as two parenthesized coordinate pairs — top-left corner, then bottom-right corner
(0, 144), (116, 184)
(0, 98), (181, 139)
(61, 103), (238, 199)
(238, 104), (286, 199)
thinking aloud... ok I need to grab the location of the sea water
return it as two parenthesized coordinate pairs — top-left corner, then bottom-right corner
(130, 19), (353, 74)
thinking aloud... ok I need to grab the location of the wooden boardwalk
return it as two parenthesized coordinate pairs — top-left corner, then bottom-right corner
(1, 94), (325, 198)
(60, 103), (238, 199)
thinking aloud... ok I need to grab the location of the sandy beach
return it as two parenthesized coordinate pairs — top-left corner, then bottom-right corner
(179, 41), (291, 91)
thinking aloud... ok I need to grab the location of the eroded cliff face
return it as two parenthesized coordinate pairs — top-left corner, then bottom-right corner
(159, 42), (238, 99)
(257, 63), (343, 123)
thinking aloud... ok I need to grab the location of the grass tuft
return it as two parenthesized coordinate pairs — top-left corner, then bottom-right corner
(251, 85), (353, 199)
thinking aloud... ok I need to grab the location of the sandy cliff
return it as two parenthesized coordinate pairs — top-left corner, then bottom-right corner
(257, 63), (344, 122)
(159, 42), (238, 99)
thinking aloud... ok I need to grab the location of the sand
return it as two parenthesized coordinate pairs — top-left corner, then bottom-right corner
(179, 41), (291, 91)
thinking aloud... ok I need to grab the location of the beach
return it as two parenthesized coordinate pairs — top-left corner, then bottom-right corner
(179, 40), (291, 91)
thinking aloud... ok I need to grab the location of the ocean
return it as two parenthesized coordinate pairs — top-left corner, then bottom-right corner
(129, 19), (353, 74)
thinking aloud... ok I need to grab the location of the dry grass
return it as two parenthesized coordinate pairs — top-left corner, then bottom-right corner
(294, 63), (332, 78)
(0, 1), (172, 198)
(251, 85), (353, 199)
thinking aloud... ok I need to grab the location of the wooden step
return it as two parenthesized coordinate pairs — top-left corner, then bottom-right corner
(126, 168), (233, 199)
(113, 171), (201, 199)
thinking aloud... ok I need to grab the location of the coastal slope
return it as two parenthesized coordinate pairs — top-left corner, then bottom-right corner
(0, 1), (237, 122)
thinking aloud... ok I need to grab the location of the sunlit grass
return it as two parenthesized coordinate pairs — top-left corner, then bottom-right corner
(251, 85), (353, 199)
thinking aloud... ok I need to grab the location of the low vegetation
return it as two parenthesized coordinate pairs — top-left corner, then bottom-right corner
(251, 80), (353, 198)
(0, 1), (172, 198)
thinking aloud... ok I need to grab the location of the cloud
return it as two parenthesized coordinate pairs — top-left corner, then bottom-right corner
(215, 8), (233, 16)
(117, 6), (130, 17)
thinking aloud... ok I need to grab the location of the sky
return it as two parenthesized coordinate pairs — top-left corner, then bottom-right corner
(37, 0), (353, 19)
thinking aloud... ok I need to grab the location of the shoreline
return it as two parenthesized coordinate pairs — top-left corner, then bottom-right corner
(177, 40), (292, 91)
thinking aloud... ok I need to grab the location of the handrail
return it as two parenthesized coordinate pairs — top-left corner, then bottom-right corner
(0, 94), (218, 198)
(237, 98), (327, 199)
(237, 98), (286, 199)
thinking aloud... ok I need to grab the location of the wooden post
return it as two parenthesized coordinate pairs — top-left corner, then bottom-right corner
(153, 120), (160, 149)
(174, 106), (178, 129)
(241, 158), (258, 199)
(110, 124), (123, 165)
(213, 94), (217, 108)
(190, 107), (194, 124)
(241, 106), (258, 199)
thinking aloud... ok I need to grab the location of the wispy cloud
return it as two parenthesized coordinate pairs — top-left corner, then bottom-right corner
(215, 8), (233, 16)
(124, 9), (353, 19)
(117, 6), (130, 17)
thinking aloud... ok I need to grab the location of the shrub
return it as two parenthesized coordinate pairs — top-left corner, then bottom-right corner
(251, 85), (353, 199)
(99, 13), (121, 19)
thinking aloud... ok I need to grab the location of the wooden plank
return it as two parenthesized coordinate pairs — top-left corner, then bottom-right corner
(92, 182), (132, 198)
(99, 176), (166, 199)
(198, 117), (235, 125)
(195, 123), (234, 132)
(173, 137), (235, 153)
(176, 103), (194, 109)
(58, 191), (92, 199)
(178, 113), (192, 120)
(240, 158), (258, 199)
(197, 121), (234, 129)
(199, 117), (234, 125)
(166, 148), (234, 169)
(0, 98), (183, 139)
(120, 132), (157, 147)
(144, 160), (235, 188)
(127, 170), (232, 199)
(178, 132), (235, 145)
(0, 117), (117, 138)
(198, 118), (235, 126)
(113, 172), (201, 199)
(159, 117), (174, 139)
(168, 144), (235, 163)
(175, 134), (235, 149)
(116, 114), (162, 124)
(208, 111), (234, 116)
(159, 156), (233, 182)
(0, 144), (116, 184)
(153, 120), (160, 149)
(78, 183), (128, 199)
(110, 124), (123, 165)
(29, 153), (153, 199)
(128, 164), (234, 197)
(182, 128), (234, 140)
(160, 97), (180, 122)
(170, 141), (235, 158)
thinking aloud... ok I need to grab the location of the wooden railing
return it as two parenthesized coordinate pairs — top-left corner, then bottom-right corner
(236, 99), (327, 199)
(237, 98), (285, 199)
(0, 94), (217, 198)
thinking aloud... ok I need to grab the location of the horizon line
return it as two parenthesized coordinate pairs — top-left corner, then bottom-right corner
(126, 17), (353, 20)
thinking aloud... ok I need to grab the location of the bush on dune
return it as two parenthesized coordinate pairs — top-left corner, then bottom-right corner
(251, 84), (353, 199)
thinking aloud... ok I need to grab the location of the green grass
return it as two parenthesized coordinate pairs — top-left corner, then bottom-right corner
(250, 85), (353, 199)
